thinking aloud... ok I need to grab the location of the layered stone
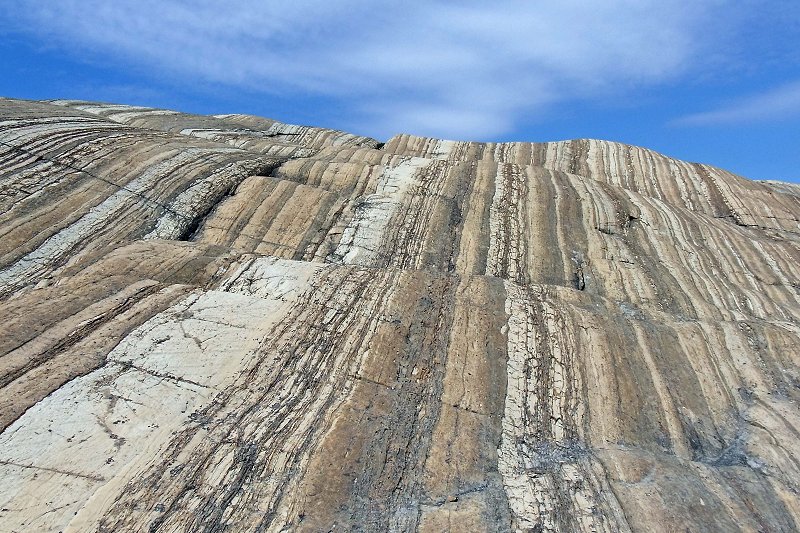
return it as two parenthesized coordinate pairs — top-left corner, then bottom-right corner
(1, 98), (798, 532)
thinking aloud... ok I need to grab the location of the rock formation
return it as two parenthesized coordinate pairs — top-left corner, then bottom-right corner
(0, 97), (798, 532)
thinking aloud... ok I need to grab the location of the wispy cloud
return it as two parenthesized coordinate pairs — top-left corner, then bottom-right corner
(0, 0), (756, 138)
(674, 80), (800, 126)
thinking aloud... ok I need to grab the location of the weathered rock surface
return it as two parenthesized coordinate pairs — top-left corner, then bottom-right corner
(1, 97), (798, 532)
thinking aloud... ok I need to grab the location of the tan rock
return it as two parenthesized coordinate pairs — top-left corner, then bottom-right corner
(0, 98), (798, 532)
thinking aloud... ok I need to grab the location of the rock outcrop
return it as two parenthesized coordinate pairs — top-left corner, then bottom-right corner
(1, 97), (798, 532)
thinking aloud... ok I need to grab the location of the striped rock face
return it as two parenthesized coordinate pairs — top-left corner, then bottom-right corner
(0, 98), (798, 532)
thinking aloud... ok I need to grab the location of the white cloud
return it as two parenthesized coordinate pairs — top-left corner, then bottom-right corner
(674, 81), (800, 126)
(0, 0), (750, 138)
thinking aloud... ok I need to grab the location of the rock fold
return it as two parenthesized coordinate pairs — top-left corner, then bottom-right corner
(1, 98), (798, 532)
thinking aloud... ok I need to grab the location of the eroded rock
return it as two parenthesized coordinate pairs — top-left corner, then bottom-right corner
(1, 98), (798, 532)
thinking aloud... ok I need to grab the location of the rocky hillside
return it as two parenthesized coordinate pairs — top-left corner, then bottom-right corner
(1, 97), (799, 532)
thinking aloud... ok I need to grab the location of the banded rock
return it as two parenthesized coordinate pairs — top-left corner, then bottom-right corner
(0, 97), (798, 532)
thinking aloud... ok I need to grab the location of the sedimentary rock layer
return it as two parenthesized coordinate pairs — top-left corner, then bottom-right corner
(1, 98), (798, 532)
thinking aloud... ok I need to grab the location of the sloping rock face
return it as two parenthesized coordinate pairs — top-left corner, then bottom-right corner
(1, 97), (799, 532)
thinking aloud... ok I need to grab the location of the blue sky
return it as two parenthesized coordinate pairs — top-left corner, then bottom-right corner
(1, 1), (799, 182)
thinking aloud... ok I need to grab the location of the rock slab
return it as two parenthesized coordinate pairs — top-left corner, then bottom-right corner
(1, 98), (799, 532)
